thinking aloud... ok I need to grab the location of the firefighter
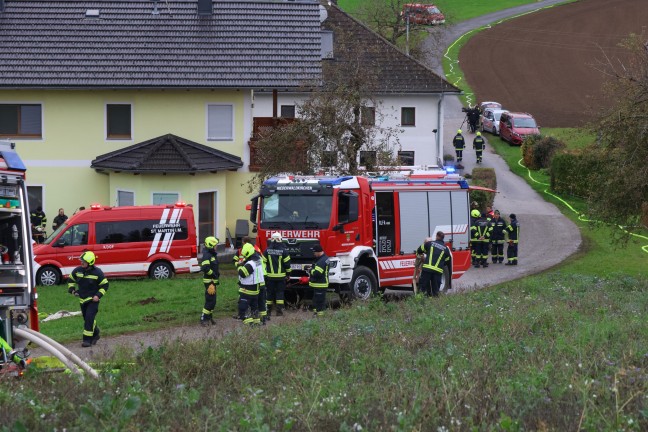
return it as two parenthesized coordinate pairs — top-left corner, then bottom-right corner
(489, 210), (506, 264)
(467, 106), (480, 133)
(416, 231), (451, 297)
(263, 232), (291, 317)
(68, 251), (108, 347)
(236, 243), (263, 325)
(233, 236), (267, 322)
(469, 209), (480, 265)
(30, 206), (47, 244)
(453, 129), (466, 163)
(200, 236), (220, 326)
(505, 213), (520, 265)
(309, 244), (329, 317)
(0, 335), (26, 370)
(473, 132), (486, 164)
(470, 211), (491, 268)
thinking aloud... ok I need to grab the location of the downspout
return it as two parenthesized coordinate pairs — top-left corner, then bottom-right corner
(437, 92), (444, 167)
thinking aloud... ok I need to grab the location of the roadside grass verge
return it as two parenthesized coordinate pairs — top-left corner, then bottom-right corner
(7, 274), (647, 430)
(339, 0), (544, 24)
(37, 267), (241, 343)
(487, 133), (648, 276)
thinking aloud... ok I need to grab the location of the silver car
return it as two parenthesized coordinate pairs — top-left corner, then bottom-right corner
(481, 108), (509, 135)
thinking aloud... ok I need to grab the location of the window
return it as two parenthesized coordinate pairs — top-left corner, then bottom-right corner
(401, 107), (416, 126)
(321, 151), (337, 167)
(152, 193), (179, 205)
(106, 104), (132, 139)
(207, 104), (233, 140)
(361, 106), (375, 126)
(398, 151), (415, 166)
(96, 219), (188, 244)
(321, 30), (334, 59)
(198, 191), (217, 242)
(360, 151), (376, 168)
(54, 223), (89, 246)
(117, 190), (134, 207)
(0, 104), (42, 138)
(27, 186), (43, 214)
(280, 105), (296, 119)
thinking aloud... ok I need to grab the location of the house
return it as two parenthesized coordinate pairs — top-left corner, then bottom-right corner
(252, 1), (460, 169)
(0, 0), (322, 243)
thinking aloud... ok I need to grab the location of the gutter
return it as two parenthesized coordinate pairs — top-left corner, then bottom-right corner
(437, 92), (444, 166)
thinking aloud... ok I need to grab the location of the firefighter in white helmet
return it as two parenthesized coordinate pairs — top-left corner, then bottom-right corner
(262, 232), (291, 317)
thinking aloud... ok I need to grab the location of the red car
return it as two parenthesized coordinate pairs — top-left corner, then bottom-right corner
(402, 4), (445, 25)
(499, 112), (540, 145)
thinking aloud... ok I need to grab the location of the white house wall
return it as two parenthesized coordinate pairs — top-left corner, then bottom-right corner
(254, 92), (445, 166)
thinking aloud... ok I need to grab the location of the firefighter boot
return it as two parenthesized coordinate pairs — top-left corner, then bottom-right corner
(276, 305), (284, 316)
(200, 314), (211, 327)
(92, 328), (101, 346)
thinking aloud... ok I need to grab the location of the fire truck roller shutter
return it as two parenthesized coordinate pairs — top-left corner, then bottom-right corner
(449, 191), (470, 249)
(398, 192), (430, 253)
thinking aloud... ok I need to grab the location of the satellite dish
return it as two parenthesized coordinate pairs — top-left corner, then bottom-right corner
(319, 5), (328, 23)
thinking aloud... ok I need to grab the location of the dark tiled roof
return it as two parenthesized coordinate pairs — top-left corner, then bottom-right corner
(0, 0), (321, 88)
(91, 134), (243, 173)
(322, 4), (459, 94)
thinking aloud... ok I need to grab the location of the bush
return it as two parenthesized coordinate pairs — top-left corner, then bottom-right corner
(470, 167), (496, 209)
(550, 149), (607, 198)
(443, 153), (455, 162)
(521, 134), (566, 170)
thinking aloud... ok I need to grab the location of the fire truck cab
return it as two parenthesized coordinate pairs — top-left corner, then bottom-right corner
(251, 167), (477, 300)
(0, 141), (37, 372)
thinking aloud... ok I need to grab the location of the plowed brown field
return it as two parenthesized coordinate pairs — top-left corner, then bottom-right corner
(459, 0), (648, 127)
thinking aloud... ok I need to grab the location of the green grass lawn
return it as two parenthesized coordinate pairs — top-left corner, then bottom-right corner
(339, 0), (546, 24)
(37, 267), (241, 343)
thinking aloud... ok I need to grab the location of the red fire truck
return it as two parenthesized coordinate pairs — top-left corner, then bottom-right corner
(0, 141), (38, 374)
(251, 167), (485, 300)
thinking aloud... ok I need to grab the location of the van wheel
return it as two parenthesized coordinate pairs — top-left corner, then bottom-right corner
(37, 266), (61, 286)
(349, 266), (378, 301)
(439, 266), (452, 293)
(149, 261), (174, 280)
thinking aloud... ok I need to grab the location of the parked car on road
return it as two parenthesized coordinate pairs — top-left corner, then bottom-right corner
(499, 112), (540, 145)
(481, 108), (509, 135)
(402, 4), (445, 25)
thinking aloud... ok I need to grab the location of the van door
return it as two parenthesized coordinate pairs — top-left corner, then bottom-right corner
(52, 223), (90, 275)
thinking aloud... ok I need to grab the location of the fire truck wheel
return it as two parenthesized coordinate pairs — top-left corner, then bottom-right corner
(149, 261), (174, 280)
(350, 266), (378, 301)
(37, 266), (61, 286)
(439, 266), (451, 292)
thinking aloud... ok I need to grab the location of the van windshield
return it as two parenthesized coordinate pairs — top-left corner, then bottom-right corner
(43, 222), (68, 245)
(260, 193), (333, 229)
(514, 118), (537, 128)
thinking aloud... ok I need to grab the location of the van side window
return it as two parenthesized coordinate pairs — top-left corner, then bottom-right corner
(58, 223), (88, 246)
(96, 220), (189, 244)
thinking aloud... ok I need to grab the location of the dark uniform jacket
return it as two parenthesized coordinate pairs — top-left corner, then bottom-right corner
(52, 214), (68, 231)
(506, 219), (520, 243)
(309, 254), (330, 289)
(68, 265), (109, 299)
(201, 248), (220, 284)
(473, 136), (486, 150)
(417, 240), (451, 274)
(453, 133), (465, 150)
(30, 210), (47, 228)
(263, 243), (291, 280)
(471, 218), (491, 242)
(490, 217), (507, 243)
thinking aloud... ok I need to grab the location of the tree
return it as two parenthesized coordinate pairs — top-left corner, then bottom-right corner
(588, 34), (648, 234)
(250, 26), (403, 188)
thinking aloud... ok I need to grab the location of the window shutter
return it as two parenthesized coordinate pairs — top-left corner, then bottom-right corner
(207, 105), (233, 140)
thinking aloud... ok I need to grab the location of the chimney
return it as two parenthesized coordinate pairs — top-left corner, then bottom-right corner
(197, 0), (211, 16)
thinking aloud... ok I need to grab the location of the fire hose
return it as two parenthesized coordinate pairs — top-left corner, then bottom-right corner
(12, 327), (99, 380)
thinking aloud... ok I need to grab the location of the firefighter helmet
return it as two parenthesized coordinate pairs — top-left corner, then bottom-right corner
(471, 209), (481, 218)
(271, 232), (282, 242)
(457, 129), (462, 134)
(241, 243), (255, 258)
(204, 236), (219, 249)
(476, 131), (482, 136)
(79, 251), (96, 266)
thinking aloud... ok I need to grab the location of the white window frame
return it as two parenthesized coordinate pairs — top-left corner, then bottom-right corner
(105, 102), (134, 141)
(196, 189), (219, 240)
(206, 103), (234, 141)
(151, 192), (180, 205)
(0, 101), (45, 141)
(116, 189), (135, 207)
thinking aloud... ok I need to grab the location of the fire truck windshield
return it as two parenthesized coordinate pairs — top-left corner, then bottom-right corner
(260, 193), (333, 229)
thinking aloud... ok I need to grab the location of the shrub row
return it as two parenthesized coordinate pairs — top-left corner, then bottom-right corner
(522, 134), (566, 170)
(550, 149), (607, 198)
(470, 167), (496, 209)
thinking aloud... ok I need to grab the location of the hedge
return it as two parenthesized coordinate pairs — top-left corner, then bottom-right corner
(470, 167), (496, 210)
(550, 149), (606, 198)
(521, 134), (566, 170)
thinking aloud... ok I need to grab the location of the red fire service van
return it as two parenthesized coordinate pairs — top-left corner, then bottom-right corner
(251, 167), (488, 300)
(0, 141), (38, 375)
(34, 204), (199, 286)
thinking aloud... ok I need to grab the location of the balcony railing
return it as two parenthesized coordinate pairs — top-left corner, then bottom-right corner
(248, 117), (304, 171)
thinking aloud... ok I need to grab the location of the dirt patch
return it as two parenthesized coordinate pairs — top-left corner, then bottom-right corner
(137, 297), (159, 306)
(459, 0), (647, 127)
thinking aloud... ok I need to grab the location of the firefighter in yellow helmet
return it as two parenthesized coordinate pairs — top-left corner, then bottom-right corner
(453, 129), (465, 162)
(68, 251), (109, 347)
(470, 209), (491, 268)
(200, 236), (220, 326)
(236, 242), (263, 325)
(473, 131), (486, 164)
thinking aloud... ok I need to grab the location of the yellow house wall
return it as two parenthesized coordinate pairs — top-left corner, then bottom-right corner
(1, 89), (250, 237)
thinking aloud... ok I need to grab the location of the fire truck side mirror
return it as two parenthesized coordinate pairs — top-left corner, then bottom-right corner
(249, 196), (259, 225)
